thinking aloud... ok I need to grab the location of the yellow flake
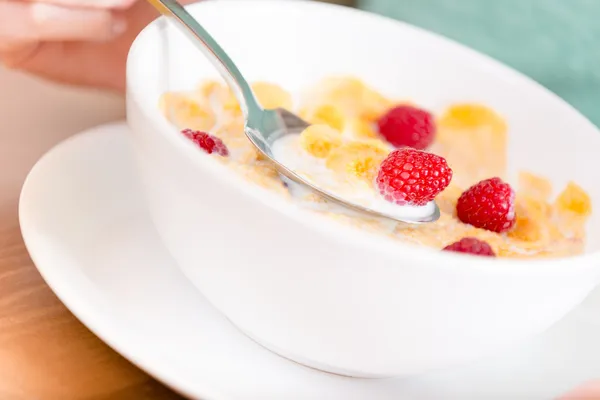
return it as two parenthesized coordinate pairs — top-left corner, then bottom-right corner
(319, 76), (366, 107)
(300, 104), (345, 132)
(253, 160), (279, 179)
(360, 86), (394, 121)
(299, 124), (343, 158)
(434, 103), (507, 188)
(159, 92), (216, 131)
(252, 82), (293, 110)
(197, 80), (241, 115)
(325, 141), (389, 181)
(496, 246), (524, 258)
(217, 118), (245, 138)
(520, 194), (552, 219)
(552, 182), (591, 240)
(354, 138), (392, 152)
(509, 215), (543, 243)
(198, 80), (226, 101)
(351, 117), (380, 140)
(508, 195), (552, 243)
(223, 91), (242, 115)
(555, 181), (592, 217)
(237, 147), (259, 164)
(518, 171), (553, 201)
(306, 76), (392, 120)
(547, 220), (565, 242)
(439, 103), (506, 131)
(436, 184), (463, 215)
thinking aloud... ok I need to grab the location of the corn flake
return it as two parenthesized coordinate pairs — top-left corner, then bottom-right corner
(325, 141), (389, 181)
(299, 124), (343, 158)
(252, 82), (293, 110)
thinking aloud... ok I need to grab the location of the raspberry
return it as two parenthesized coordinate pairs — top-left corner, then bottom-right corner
(182, 129), (228, 156)
(376, 148), (452, 206)
(377, 105), (436, 150)
(443, 237), (496, 257)
(456, 177), (516, 233)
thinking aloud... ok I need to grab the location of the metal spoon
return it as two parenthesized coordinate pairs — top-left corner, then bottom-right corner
(147, 0), (441, 224)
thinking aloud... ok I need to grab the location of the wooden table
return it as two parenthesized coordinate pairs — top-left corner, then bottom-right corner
(0, 67), (185, 400)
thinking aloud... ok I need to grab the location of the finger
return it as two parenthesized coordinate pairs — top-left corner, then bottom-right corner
(558, 380), (600, 399)
(0, 2), (127, 44)
(15, 0), (138, 10)
(1, 0), (200, 91)
(2, 40), (129, 91)
(0, 41), (38, 59)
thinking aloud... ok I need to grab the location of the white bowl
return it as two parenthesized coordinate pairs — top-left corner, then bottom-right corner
(126, 0), (600, 377)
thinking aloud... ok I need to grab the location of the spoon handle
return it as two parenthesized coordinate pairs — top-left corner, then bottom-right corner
(147, 0), (262, 118)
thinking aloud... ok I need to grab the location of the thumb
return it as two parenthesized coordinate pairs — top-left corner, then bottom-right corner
(1, 1), (157, 91)
(557, 380), (600, 400)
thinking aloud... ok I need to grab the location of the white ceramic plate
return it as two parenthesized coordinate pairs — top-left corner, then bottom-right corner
(19, 122), (600, 400)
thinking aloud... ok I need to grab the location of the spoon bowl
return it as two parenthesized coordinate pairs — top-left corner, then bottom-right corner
(146, 0), (440, 224)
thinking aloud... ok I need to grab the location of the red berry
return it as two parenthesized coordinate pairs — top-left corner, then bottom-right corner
(456, 177), (516, 233)
(182, 129), (229, 156)
(376, 148), (452, 206)
(377, 105), (436, 150)
(443, 237), (496, 257)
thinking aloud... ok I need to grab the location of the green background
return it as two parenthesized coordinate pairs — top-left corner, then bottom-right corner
(358, 0), (600, 126)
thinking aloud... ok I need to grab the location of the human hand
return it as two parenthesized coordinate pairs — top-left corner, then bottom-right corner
(0, 0), (195, 92)
(559, 380), (600, 399)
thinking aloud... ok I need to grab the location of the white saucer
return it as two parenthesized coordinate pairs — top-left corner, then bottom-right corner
(19, 122), (600, 400)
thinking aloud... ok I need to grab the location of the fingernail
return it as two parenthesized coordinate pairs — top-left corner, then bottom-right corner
(30, 4), (115, 40)
(31, 3), (109, 31)
(31, 3), (98, 23)
(96, 0), (137, 9)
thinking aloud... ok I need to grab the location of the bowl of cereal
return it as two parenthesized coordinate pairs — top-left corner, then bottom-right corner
(126, 0), (600, 377)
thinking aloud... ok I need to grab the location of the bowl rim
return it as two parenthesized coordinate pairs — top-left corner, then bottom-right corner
(127, 0), (600, 275)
